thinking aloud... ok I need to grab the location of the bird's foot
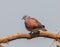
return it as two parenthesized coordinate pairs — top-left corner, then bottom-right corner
(33, 31), (40, 34)
(29, 32), (34, 34)
(33, 32), (38, 34)
(29, 31), (40, 34)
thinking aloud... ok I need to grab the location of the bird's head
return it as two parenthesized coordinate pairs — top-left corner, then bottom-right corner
(22, 15), (31, 20)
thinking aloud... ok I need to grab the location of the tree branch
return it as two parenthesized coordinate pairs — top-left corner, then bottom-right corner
(0, 31), (60, 43)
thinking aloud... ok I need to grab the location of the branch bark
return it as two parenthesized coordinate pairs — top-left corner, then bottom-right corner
(0, 31), (60, 43)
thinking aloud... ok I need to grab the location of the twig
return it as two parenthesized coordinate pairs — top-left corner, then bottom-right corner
(0, 31), (60, 43)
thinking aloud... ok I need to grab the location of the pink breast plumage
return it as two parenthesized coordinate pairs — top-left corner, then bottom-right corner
(25, 19), (38, 28)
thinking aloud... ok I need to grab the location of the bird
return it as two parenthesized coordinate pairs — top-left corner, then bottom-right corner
(22, 15), (47, 34)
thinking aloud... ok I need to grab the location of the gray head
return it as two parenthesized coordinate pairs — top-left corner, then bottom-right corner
(22, 15), (31, 20)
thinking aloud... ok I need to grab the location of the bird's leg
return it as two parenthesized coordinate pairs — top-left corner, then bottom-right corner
(33, 32), (38, 34)
(33, 30), (40, 34)
(29, 30), (40, 34)
(29, 32), (33, 34)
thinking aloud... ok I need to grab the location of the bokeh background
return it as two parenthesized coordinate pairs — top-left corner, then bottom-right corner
(0, 0), (60, 47)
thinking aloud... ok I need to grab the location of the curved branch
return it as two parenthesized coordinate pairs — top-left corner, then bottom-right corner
(0, 31), (60, 43)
